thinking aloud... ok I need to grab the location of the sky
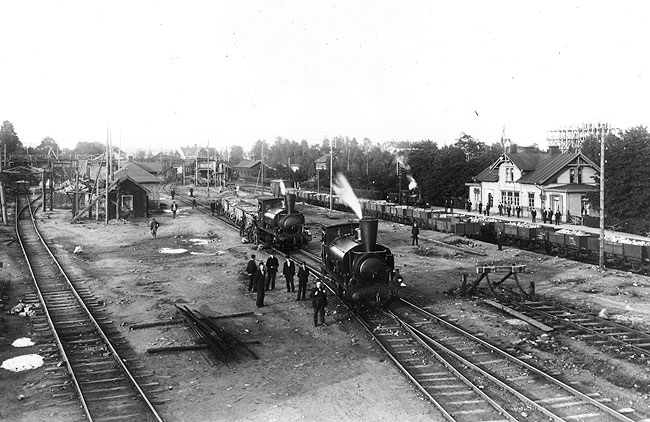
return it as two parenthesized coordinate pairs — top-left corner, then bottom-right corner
(1, 1), (648, 154)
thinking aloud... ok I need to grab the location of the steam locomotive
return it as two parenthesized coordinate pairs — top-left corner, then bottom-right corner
(254, 193), (311, 250)
(321, 217), (401, 305)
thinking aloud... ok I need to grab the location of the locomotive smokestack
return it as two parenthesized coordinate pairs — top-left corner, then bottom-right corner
(359, 217), (378, 252)
(285, 193), (296, 214)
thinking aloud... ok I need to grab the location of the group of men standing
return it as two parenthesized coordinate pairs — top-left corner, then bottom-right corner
(245, 253), (327, 326)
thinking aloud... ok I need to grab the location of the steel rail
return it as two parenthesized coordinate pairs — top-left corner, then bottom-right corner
(16, 195), (164, 422)
(398, 297), (637, 422)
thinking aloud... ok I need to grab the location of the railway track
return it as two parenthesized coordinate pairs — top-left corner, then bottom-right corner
(357, 298), (641, 422)
(15, 195), (164, 422)
(490, 291), (650, 363)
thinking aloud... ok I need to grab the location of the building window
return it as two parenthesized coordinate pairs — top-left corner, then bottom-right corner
(569, 169), (575, 184)
(577, 167), (582, 184)
(528, 192), (535, 209)
(505, 167), (514, 182)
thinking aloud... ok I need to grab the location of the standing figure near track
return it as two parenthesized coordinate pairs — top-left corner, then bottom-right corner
(282, 257), (296, 293)
(265, 253), (279, 290)
(309, 281), (328, 327)
(149, 218), (160, 239)
(171, 186), (175, 200)
(246, 254), (257, 292)
(296, 262), (309, 301)
(171, 201), (178, 219)
(411, 222), (419, 246)
(255, 261), (266, 307)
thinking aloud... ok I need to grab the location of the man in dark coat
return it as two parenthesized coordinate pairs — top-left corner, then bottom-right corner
(411, 222), (420, 246)
(246, 254), (257, 292)
(171, 187), (175, 200)
(541, 208), (547, 224)
(265, 253), (279, 290)
(478, 202), (483, 214)
(149, 218), (160, 239)
(531, 208), (537, 223)
(554, 209), (562, 225)
(496, 226), (503, 251)
(296, 263), (309, 301)
(309, 281), (328, 326)
(171, 201), (178, 219)
(255, 262), (266, 307)
(282, 258), (296, 292)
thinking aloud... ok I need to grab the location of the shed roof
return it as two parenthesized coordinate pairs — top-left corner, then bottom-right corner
(114, 162), (159, 184)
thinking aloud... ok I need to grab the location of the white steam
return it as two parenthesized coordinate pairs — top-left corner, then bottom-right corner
(407, 175), (417, 190)
(332, 173), (363, 219)
(279, 180), (286, 195)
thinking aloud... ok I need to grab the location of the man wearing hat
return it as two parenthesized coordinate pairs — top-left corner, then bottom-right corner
(310, 281), (328, 327)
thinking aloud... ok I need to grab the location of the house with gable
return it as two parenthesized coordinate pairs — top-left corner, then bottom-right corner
(467, 146), (600, 224)
(114, 162), (161, 205)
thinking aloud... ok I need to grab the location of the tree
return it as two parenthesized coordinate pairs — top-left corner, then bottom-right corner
(0, 121), (22, 154)
(598, 126), (650, 234)
(229, 145), (244, 164)
(73, 141), (105, 156)
(36, 136), (59, 155)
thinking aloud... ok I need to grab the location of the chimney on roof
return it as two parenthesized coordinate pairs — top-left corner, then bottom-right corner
(128, 155), (133, 162)
(548, 145), (561, 155)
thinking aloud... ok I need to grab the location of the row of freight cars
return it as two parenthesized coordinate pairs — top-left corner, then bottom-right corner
(292, 189), (650, 274)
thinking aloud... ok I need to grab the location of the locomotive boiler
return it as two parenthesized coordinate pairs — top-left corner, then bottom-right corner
(321, 217), (401, 305)
(255, 193), (310, 250)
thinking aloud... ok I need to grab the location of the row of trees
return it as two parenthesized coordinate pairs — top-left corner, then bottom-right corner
(2, 119), (650, 235)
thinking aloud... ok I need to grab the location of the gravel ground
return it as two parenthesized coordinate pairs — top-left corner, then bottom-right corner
(1, 186), (650, 421)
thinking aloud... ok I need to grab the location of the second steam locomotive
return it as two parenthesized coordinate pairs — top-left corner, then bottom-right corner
(321, 217), (401, 305)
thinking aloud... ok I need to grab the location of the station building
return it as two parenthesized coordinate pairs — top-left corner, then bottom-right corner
(467, 146), (600, 224)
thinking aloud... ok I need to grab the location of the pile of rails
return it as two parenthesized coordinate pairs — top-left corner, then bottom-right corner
(175, 305), (258, 363)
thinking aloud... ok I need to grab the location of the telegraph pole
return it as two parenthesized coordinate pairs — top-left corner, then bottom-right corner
(599, 123), (608, 272)
(329, 139), (333, 212)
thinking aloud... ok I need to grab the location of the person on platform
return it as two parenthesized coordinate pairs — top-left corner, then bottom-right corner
(531, 208), (537, 223)
(542, 208), (547, 224)
(282, 258), (296, 293)
(170, 187), (176, 200)
(309, 280), (328, 327)
(265, 253), (279, 290)
(478, 202), (483, 215)
(554, 209), (562, 225)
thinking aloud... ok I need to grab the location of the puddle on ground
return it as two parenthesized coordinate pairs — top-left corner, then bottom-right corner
(12, 338), (35, 348)
(2, 354), (44, 372)
(189, 238), (209, 245)
(159, 248), (188, 254)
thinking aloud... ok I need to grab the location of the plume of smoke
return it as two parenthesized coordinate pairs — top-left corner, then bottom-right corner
(279, 180), (286, 195)
(395, 155), (411, 172)
(332, 173), (363, 219)
(407, 175), (417, 190)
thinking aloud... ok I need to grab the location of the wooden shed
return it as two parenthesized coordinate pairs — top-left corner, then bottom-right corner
(108, 175), (149, 219)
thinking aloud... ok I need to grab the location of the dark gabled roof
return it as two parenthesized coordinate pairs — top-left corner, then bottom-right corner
(234, 160), (261, 169)
(479, 151), (599, 185)
(114, 162), (160, 184)
(134, 161), (163, 174)
(112, 174), (149, 192)
(517, 152), (594, 184)
(473, 167), (499, 182)
(507, 153), (544, 171)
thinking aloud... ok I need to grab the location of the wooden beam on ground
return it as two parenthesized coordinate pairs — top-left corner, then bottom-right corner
(476, 265), (526, 274)
(483, 299), (554, 332)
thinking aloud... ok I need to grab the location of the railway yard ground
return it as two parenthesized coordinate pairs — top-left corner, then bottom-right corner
(2, 185), (650, 422)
